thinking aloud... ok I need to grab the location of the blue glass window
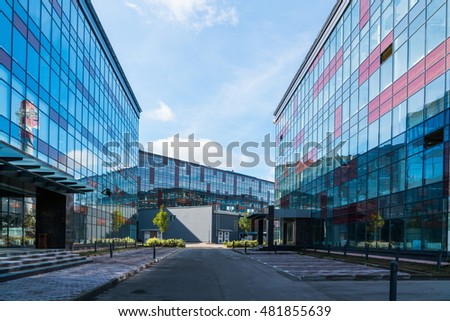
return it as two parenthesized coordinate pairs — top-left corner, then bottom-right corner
(0, 79), (10, 118)
(425, 74), (445, 119)
(426, 4), (445, 54)
(0, 13), (12, 54)
(27, 44), (39, 81)
(408, 24), (425, 67)
(406, 153), (423, 189)
(424, 145), (443, 185)
(12, 28), (26, 68)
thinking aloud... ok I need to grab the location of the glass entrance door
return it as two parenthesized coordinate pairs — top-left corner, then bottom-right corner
(0, 197), (36, 248)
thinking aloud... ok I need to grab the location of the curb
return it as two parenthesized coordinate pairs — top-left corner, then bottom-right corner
(72, 248), (182, 301)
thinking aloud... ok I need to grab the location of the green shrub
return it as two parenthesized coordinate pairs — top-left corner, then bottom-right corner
(144, 238), (185, 248)
(225, 240), (258, 248)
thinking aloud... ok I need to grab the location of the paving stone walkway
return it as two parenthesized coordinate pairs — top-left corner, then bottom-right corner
(0, 247), (180, 301)
(235, 250), (410, 280)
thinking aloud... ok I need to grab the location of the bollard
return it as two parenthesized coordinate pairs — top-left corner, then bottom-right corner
(125, 241), (128, 249)
(344, 244), (347, 257)
(153, 244), (156, 260)
(437, 250), (442, 272)
(244, 241), (247, 254)
(232, 241), (235, 250)
(112, 240), (115, 251)
(314, 244), (317, 253)
(395, 247), (399, 262)
(274, 242), (277, 254)
(365, 244), (369, 260)
(109, 242), (113, 258)
(389, 261), (398, 301)
(94, 241), (97, 252)
(327, 244), (330, 255)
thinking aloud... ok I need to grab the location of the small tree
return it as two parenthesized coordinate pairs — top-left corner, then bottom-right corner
(239, 212), (251, 238)
(111, 208), (126, 235)
(153, 205), (169, 238)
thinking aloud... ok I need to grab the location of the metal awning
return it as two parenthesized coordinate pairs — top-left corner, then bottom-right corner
(0, 141), (94, 194)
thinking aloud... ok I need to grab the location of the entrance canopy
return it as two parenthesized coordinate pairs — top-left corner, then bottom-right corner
(0, 141), (94, 195)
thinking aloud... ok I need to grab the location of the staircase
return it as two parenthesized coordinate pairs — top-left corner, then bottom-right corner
(0, 249), (91, 282)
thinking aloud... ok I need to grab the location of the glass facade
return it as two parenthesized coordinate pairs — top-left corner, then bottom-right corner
(274, 0), (450, 253)
(138, 152), (274, 213)
(0, 0), (140, 247)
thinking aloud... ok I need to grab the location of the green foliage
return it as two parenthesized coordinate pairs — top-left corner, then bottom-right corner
(238, 212), (251, 233)
(144, 237), (186, 248)
(153, 205), (170, 234)
(224, 240), (258, 248)
(111, 208), (126, 232)
(92, 237), (136, 243)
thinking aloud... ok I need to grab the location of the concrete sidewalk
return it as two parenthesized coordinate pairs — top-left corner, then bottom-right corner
(0, 247), (181, 301)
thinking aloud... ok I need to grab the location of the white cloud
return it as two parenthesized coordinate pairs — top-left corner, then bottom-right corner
(125, 1), (147, 17)
(125, 0), (238, 30)
(142, 101), (176, 122)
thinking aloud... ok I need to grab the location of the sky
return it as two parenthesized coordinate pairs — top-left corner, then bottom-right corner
(91, 0), (336, 181)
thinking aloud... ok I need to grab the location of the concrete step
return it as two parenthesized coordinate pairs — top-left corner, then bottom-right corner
(0, 250), (91, 282)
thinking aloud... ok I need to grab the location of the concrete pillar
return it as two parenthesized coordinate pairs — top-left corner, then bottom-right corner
(268, 205), (274, 248)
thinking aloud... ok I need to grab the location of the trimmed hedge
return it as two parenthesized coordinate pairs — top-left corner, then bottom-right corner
(224, 240), (258, 248)
(144, 237), (186, 248)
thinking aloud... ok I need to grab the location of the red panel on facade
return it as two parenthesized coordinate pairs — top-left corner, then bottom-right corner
(334, 105), (342, 139)
(393, 73), (408, 94)
(393, 86), (408, 107)
(425, 57), (445, 85)
(380, 31), (393, 52)
(368, 97), (380, 114)
(408, 58), (425, 82)
(360, 12), (370, 28)
(368, 109), (379, 124)
(369, 58), (380, 75)
(379, 99), (393, 117)
(359, 68), (369, 85)
(408, 73), (425, 96)
(426, 41), (446, 68)
(380, 86), (393, 104)
(369, 46), (381, 65)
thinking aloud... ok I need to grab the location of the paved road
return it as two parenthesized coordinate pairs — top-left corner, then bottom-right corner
(91, 247), (450, 301)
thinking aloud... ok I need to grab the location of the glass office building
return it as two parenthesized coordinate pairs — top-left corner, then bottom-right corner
(0, 0), (141, 248)
(274, 0), (450, 254)
(138, 151), (274, 213)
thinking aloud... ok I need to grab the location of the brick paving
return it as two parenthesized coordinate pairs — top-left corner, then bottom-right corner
(235, 250), (410, 280)
(0, 247), (181, 301)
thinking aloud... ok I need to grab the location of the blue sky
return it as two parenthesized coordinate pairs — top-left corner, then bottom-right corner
(91, 0), (335, 181)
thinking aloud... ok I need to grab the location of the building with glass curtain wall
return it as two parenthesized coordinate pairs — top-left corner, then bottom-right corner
(138, 151), (274, 213)
(274, 0), (450, 255)
(0, 0), (141, 248)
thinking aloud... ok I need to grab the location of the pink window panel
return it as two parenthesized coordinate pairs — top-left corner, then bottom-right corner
(381, 31), (393, 52)
(368, 109), (380, 124)
(359, 68), (370, 85)
(360, 0), (370, 29)
(426, 58), (445, 84)
(408, 73), (425, 96)
(369, 46), (381, 65)
(334, 105), (342, 139)
(393, 87), (408, 107)
(368, 97), (380, 114)
(380, 86), (393, 104)
(369, 58), (380, 75)
(393, 73), (408, 94)
(379, 99), (393, 117)
(426, 41), (446, 68)
(408, 58), (425, 82)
